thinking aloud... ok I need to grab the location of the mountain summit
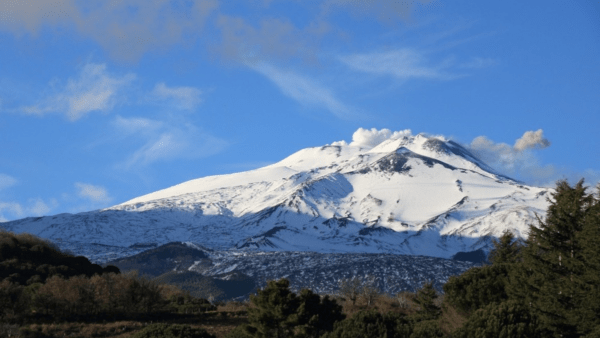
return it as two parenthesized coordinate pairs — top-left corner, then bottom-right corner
(1, 132), (550, 260)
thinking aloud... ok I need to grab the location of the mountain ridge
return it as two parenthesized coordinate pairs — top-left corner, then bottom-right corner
(0, 132), (550, 261)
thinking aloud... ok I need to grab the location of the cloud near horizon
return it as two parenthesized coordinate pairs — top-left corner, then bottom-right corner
(0, 198), (57, 222)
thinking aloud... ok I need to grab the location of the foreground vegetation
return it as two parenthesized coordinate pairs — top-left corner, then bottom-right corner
(1, 179), (598, 337)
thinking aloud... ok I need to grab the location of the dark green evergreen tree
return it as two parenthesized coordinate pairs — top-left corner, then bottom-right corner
(443, 264), (510, 315)
(241, 279), (344, 338)
(245, 279), (300, 338)
(576, 184), (600, 335)
(295, 289), (345, 338)
(444, 231), (523, 315)
(412, 282), (441, 321)
(509, 179), (594, 337)
(488, 230), (521, 265)
(453, 300), (548, 338)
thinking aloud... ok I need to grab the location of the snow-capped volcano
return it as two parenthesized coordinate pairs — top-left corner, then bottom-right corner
(1, 132), (550, 260)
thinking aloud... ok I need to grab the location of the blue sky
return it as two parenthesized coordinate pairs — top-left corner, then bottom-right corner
(1, 0), (599, 221)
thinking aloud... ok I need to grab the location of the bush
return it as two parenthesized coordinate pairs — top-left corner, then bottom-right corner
(243, 278), (344, 338)
(410, 320), (444, 338)
(131, 323), (215, 338)
(322, 310), (413, 338)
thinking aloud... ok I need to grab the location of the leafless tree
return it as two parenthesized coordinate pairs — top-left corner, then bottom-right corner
(338, 276), (362, 305)
(361, 275), (380, 307)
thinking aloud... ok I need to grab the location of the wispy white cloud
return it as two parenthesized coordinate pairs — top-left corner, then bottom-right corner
(113, 117), (229, 169)
(21, 63), (135, 121)
(28, 198), (53, 216)
(75, 182), (112, 203)
(459, 57), (498, 69)
(112, 115), (163, 135)
(123, 129), (228, 169)
(339, 49), (457, 80)
(252, 62), (358, 119)
(0, 173), (18, 191)
(0, 202), (23, 221)
(151, 83), (203, 110)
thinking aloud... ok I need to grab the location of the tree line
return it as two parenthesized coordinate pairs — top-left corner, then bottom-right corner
(1, 178), (598, 337)
(228, 179), (600, 337)
(0, 231), (215, 325)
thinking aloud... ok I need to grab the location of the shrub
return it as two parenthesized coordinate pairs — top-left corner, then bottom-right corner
(322, 310), (413, 338)
(131, 323), (215, 338)
(410, 320), (444, 338)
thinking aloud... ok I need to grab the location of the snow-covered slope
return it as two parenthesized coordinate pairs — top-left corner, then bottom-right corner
(1, 133), (551, 260)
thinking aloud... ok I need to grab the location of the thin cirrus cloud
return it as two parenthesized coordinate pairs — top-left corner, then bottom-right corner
(114, 116), (229, 170)
(112, 115), (164, 135)
(74, 182), (112, 203)
(459, 57), (498, 69)
(21, 63), (135, 121)
(151, 83), (203, 111)
(339, 49), (457, 80)
(252, 62), (359, 119)
(0, 173), (18, 191)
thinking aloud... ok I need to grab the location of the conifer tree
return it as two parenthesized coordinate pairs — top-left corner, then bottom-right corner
(453, 300), (547, 338)
(246, 279), (300, 338)
(510, 179), (593, 336)
(576, 184), (600, 335)
(412, 281), (441, 321)
(488, 230), (521, 265)
(295, 289), (344, 338)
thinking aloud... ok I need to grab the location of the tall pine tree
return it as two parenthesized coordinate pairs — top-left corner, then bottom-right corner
(577, 183), (600, 335)
(412, 281), (441, 321)
(510, 179), (594, 337)
(488, 230), (521, 265)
